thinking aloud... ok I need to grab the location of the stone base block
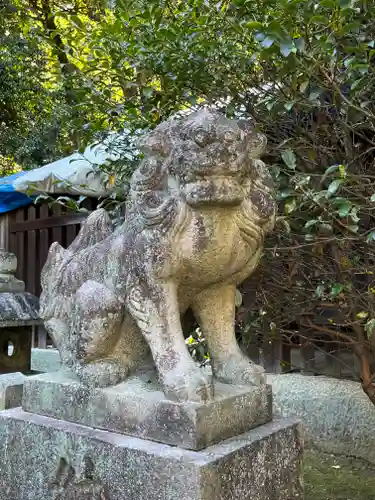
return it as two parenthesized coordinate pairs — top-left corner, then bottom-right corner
(31, 347), (61, 373)
(0, 408), (303, 500)
(22, 370), (272, 450)
(0, 372), (24, 409)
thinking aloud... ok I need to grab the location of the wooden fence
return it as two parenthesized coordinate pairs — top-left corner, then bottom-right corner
(243, 336), (360, 380)
(8, 199), (97, 297)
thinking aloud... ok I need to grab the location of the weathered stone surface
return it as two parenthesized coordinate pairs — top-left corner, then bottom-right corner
(31, 347), (61, 373)
(0, 372), (24, 409)
(0, 409), (303, 500)
(0, 249), (40, 327)
(0, 292), (40, 327)
(269, 373), (375, 464)
(0, 250), (24, 293)
(39, 109), (276, 402)
(22, 370), (272, 450)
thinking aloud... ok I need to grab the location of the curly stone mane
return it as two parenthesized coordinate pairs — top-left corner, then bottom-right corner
(124, 119), (182, 231)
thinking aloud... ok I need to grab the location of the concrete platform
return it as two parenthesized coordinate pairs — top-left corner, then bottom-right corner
(0, 408), (303, 500)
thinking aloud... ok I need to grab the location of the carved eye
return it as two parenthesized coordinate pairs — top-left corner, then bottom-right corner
(223, 130), (237, 143)
(194, 130), (211, 147)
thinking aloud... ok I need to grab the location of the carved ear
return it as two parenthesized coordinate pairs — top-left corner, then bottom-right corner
(252, 159), (275, 192)
(138, 127), (172, 158)
(138, 118), (181, 158)
(40, 241), (66, 291)
(68, 209), (112, 254)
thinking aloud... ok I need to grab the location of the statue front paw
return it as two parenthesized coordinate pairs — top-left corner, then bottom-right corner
(213, 353), (265, 387)
(162, 365), (214, 403)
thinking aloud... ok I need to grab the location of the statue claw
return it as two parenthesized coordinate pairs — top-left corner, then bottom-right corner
(162, 366), (214, 403)
(213, 354), (266, 387)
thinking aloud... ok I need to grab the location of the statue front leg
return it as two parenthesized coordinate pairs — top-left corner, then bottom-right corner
(127, 280), (213, 403)
(193, 284), (265, 387)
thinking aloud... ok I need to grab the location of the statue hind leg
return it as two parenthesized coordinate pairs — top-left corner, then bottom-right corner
(70, 280), (148, 387)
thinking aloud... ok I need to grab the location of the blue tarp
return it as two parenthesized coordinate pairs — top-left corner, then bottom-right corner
(0, 171), (34, 214)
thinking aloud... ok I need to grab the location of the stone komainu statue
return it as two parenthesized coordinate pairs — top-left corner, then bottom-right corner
(40, 109), (276, 403)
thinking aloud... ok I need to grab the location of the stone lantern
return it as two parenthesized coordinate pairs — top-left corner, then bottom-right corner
(0, 249), (40, 374)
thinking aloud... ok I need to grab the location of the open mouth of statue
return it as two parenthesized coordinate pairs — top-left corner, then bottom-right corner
(183, 177), (245, 206)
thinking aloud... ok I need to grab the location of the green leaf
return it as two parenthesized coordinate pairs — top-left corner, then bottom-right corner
(261, 37), (274, 48)
(309, 90), (322, 102)
(346, 224), (359, 233)
(235, 289), (243, 307)
(356, 311), (369, 319)
(280, 41), (295, 57)
(299, 80), (309, 93)
(295, 38), (306, 53)
(142, 87), (154, 98)
(295, 175), (311, 188)
(265, 100), (276, 111)
(284, 101), (295, 111)
(337, 200), (351, 217)
(339, 164), (347, 178)
(325, 165), (340, 176)
(71, 15), (85, 30)
(327, 179), (343, 195)
(338, 0), (353, 8)
(278, 188), (295, 199)
(284, 198), (297, 214)
(331, 283), (344, 297)
(350, 208), (360, 223)
(365, 319), (375, 338)
(281, 149), (296, 169)
(245, 21), (263, 29)
(370, 194), (375, 202)
(319, 223), (333, 234)
(305, 233), (315, 241)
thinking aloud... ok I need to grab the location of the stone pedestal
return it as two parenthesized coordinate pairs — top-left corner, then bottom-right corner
(0, 408), (302, 500)
(0, 370), (303, 500)
(0, 249), (41, 374)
